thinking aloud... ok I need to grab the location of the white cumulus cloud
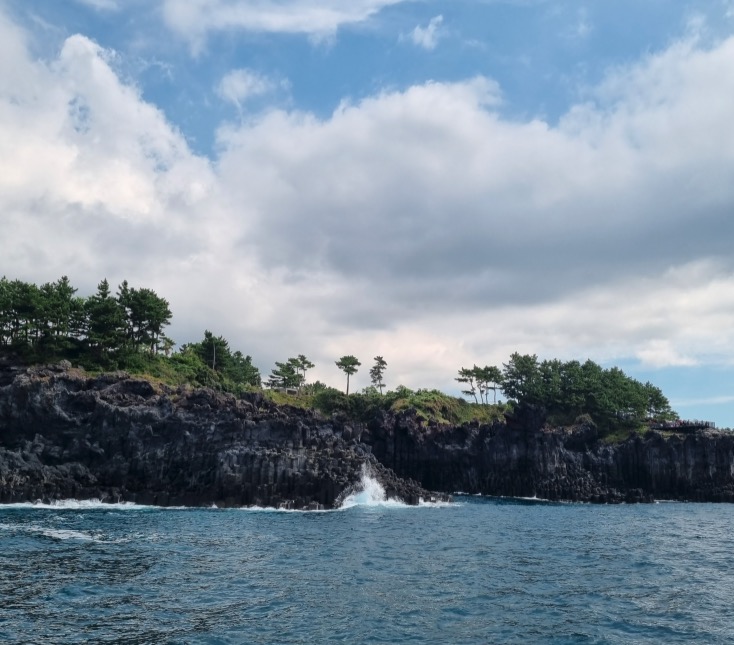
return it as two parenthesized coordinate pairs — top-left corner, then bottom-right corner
(4, 3), (734, 400)
(162, 0), (408, 53)
(0, 17), (216, 300)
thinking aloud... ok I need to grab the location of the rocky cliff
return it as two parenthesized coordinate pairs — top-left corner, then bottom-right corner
(2, 363), (734, 507)
(363, 404), (734, 503)
(0, 363), (441, 509)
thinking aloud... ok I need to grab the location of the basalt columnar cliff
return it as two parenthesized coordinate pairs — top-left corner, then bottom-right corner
(2, 363), (734, 507)
(0, 363), (442, 509)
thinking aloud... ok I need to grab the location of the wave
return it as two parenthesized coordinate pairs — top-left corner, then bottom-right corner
(233, 505), (331, 514)
(0, 474), (454, 513)
(339, 465), (452, 510)
(0, 499), (186, 511)
(1, 498), (332, 514)
(339, 475), (407, 509)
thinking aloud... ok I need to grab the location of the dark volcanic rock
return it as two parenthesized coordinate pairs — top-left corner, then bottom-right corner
(361, 404), (734, 503)
(0, 364), (444, 509)
(3, 365), (734, 506)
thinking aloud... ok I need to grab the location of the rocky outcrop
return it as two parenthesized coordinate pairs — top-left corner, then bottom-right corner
(0, 363), (442, 509)
(2, 363), (734, 506)
(363, 406), (734, 503)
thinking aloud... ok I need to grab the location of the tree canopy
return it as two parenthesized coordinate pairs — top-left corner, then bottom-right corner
(497, 352), (676, 428)
(182, 330), (261, 388)
(370, 356), (387, 394)
(456, 365), (503, 405)
(0, 276), (682, 432)
(265, 355), (314, 390)
(0, 275), (171, 362)
(0, 276), (260, 391)
(335, 355), (361, 395)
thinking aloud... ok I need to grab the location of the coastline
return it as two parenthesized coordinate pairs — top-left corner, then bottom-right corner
(2, 362), (734, 507)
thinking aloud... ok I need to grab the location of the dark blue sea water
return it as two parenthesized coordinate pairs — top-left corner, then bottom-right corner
(2, 476), (734, 644)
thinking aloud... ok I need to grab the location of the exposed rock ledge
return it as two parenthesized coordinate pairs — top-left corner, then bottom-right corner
(0, 363), (443, 509)
(363, 402), (734, 503)
(2, 362), (734, 507)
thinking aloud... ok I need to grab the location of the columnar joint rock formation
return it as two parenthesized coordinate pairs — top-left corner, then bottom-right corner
(0, 363), (439, 509)
(2, 363), (734, 507)
(363, 405), (734, 503)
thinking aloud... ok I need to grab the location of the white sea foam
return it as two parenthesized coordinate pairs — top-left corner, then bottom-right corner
(0, 520), (139, 543)
(0, 479), (452, 514)
(338, 465), (451, 509)
(234, 506), (329, 514)
(1, 523), (102, 541)
(0, 499), (185, 511)
(3, 499), (320, 514)
(418, 497), (454, 508)
(39, 527), (99, 541)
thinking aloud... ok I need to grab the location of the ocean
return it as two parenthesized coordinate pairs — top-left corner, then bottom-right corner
(2, 473), (733, 644)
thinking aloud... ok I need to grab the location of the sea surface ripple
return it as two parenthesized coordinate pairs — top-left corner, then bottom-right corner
(2, 491), (734, 644)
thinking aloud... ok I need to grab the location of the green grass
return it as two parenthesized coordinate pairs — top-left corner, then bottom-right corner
(262, 389), (315, 409)
(389, 389), (506, 425)
(600, 424), (648, 445)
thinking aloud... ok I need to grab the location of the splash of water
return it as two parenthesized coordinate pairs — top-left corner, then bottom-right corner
(338, 465), (410, 509)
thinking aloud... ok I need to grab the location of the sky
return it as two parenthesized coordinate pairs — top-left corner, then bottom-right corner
(2, 0), (734, 427)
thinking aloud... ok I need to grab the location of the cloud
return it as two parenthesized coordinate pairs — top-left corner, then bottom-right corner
(4, 1), (734, 402)
(161, 0), (408, 53)
(0, 16), (216, 298)
(216, 69), (285, 112)
(211, 34), (734, 374)
(215, 33), (734, 300)
(674, 395), (734, 407)
(404, 15), (444, 50)
(571, 8), (591, 40)
(73, 0), (120, 11)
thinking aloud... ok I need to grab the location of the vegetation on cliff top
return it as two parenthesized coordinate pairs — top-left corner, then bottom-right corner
(267, 383), (508, 426)
(472, 353), (677, 432)
(0, 276), (260, 396)
(1, 275), (679, 434)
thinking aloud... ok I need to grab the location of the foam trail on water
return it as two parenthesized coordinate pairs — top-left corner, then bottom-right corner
(0, 522), (109, 542)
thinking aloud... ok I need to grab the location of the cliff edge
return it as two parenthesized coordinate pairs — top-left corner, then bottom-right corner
(0, 363), (442, 509)
(364, 404), (734, 503)
(2, 363), (734, 507)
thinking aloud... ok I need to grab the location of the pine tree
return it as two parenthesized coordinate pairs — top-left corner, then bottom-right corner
(335, 355), (361, 395)
(370, 356), (387, 394)
(85, 279), (127, 358)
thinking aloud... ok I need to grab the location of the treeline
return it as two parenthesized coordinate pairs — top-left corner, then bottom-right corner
(0, 276), (171, 360)
(2, 276), (679, 433)
(265, 354), (387, 397)
(0, 276), (260, 392)
(176, 330), (261, 389)
(265, 355), (315, 390)
(457, 353), (677, 429)
(305, 384), (506, 427)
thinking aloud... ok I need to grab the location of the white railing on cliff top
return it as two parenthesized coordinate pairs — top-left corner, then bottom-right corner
(649, 419), (716, 430)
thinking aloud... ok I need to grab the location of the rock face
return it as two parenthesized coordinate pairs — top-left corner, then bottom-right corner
(0, 364), (442, 509)
(2, 363), (734, 507)
(363, 405), (734, 503)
